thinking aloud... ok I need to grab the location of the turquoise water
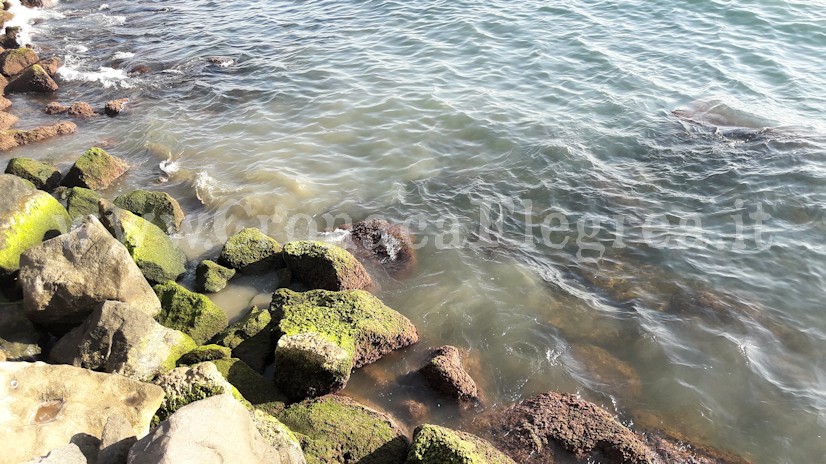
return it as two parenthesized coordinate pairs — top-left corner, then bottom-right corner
(11, 0), (826, 461)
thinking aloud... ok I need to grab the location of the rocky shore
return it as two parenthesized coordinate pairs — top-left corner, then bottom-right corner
(0, 3), (756, 464)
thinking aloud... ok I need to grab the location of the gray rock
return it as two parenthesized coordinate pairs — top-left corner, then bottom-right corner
(98, 414), (137, 464)
(24, 443), (87, 464)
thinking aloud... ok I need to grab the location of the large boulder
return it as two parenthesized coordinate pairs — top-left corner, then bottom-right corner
(6, 64), (59, 93)
(0, 362), (164, 463)
(50, 301), (197, 381)
(19, 216), (162, 330)
(5, 157), (61, 191)
(282, 240), (373, 291)
(0, 302), (45, 361)
(24, 444), (87, 464)
(270, 288), (418, 400)
(128, 394), (286, 464)
(418, 345), (480, 403)
(218, 227), (283, 274)
(151, 362), (241, 425)
(114, 189), (185, 234)
(278, 395), (408, 464)
(0, 121), (77, 151)
(100, 201), (187, 283)
(153, 281), (228, 345)
(0, 47), (38, 77)
(195, 259), (235, 293)
(0, 174), (70, 275)
(212, 305), (274, 372)
(61, 147), (128, 191)
(406, 424), (516, 464)
(339, 219), (417, 277)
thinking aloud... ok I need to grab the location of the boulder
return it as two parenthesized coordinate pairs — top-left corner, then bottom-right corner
(195, 259), (235, 293)
(67, 101), (98, 118)
(19, 216), (162, 330)
(44, 101), (67, 114)
(0, 121), (76, 151)
(177, 344), (231, 365)
(218, 227), (283, 274)
(151, 362), (241, 425)
(270, 288), (418, 400)
(419, 345), (480, 403)
(406, 424), (516, 464)
(153, 281), (228, 345)
(105, 98), (128, 116)
(98, 414), (137, 464)
(24, 444), (87, 464)
(211, 357), (288, 407)
(0, 302), (45, 361)
(212, 305), (274, 372)
(0, 174), (69, 275)
(5, 157), (61, 191)
(38, 57), (61, 76)
(0, 47), (38, 76)
(340, 219), (417, 277)
(62, 147), (128, 191)
(113, 189), (184, 234)
(282, 240), (373, 291)
(64, 187), (100, 220)
(100, 201), (187, 283)
(128, 394), (286, 464)
(251, 409), (306, 464)
(1, 25), (21, 49)
(0, 110), (17, 129)
(6, 64), (59, 93)
(0, 361), (164, 464)
(50, 301), (197, 381)
(278, 395), (408, 464)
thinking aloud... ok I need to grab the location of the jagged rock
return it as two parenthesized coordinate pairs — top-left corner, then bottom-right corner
(0, 174), (69, 275)
(212, 305), (274, 372)
(63, 187), (100, 221)
(419, 345), (480, 403)
(339, 219), (417, 277)
(0, 121), (76, 151)
(98, 414), (137, 464)
(99, 201), (186, 283)
(24, 444), (87, 464)
(153, 281), (228, 345)
(0, 361), (164, 463)
(44, 101), (67, 114)
(218, 227), (283, 274)
(270, 288), (418, 400)
(0, 110), (17, 129)
(5, 157), (61, 191)
(38, 56), (60, 76)
(105, 98), (128, 116)
(407, 424), (516, 464)
(62, 147), (127, 191)
(67, 101), (98, 118)
(0, 47), (38, 76)
(278, 395), (408, 464)
(195, 259), (235, 293)
(113, 189), (184, 234)
(50, 301), (197, 381)
(177, 344), (231, 365)
(151, 362), (240, 425)
(0, 302), (45, 361)
(19, 216), (162, 330)
(282, 240), (374, 291)
(6, 64), (58, 93)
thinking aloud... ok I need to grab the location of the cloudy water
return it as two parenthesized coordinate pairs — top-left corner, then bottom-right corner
(10, 0), (826, 462)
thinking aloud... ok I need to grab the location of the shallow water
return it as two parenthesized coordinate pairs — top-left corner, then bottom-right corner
(9, 0), (826, 461)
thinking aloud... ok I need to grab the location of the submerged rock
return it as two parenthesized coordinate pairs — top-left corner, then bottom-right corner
(339, 219), (417, 277)
(195, 259), (235, 293)
(282, 240), (374, 291)
(154, 281), (228, 345)
(270, 288), (418, 400)
(212, 305), (274, 372)
(218, 227), (283, 274)
(114, 189), (185, 234)
(6, 64), (59, 93)
(0, 361), (164, 464)
(0, 47), (38, 76)
(419, 345), (480, 403)
(407, 424), (516, 464)
(62, 147), (128, 191)
(105, 98), (128, 116)
(0, 121), (76, 151)
(5, 157), (61, 191)
(67, 101), (98, 118)
(570, 343), (642, 399)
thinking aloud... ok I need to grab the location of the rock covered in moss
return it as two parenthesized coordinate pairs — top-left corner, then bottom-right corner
(154, 281), (228, 345)
(407, 424), (516, 464)
(114, 189), (185, 233)
(219, 227), (283, 274)
(0, 174), (70, 275)
(0, 302), (45, 361)
(0, 47), (38, 77)
(251, 409), (307, 463)
(177, 344), (231, 365)
(151, 362), (241, 425)
(100, 200), (187, 283)
(6, 64), (58, 93)
(5, 158), (61, 191)
(282, 240), (374, 291)
(270, 288), (418, 400)
(61, 147), (127, 191)
(19, 216), (162, 330)
(63, 187), (100, 221)
(419, 345), (480, 403)
(211, 357), (288, 407)
(49, 301), (196, 381)
(38, 57), (61, 77)
(195, 259), (235, 293)
(212, 305), (274, 372)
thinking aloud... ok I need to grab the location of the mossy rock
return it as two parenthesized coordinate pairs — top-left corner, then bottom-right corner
(152, 362), (244, 426)
(212, 305), (274, 372)
(211, 357), (288, 407)
(282, 240), (373, 291)
(61, 147), (128, 191)
(0, 174), (70, 274)
(100, 200), (187, 283)
(63, 187), (101, 221)
(5, 157), (61, 191)
(218, 227), (283, 274)
(114, 189), (185, 233)
(178, 344), (231, 365)
(0, 47), (39, 77)
(270, 288), (418, 400)
(154, 281), (229, 345)
(406, 424), (516, 464)
(278, 395), (409, 464)
(195, 259), (236, 293)
(251, 409), (306, 462)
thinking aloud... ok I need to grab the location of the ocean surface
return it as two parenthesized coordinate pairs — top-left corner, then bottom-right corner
(9, 0), (826, 462)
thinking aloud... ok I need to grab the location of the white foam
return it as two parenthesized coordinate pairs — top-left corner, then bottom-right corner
(159, 159), (180, 176)
(319, 229), (351, 243)
(113, 51), (134, 60)
(57, 65), (132, 89)
(99, 3), (110, 10)
(5, 0), (65, 47)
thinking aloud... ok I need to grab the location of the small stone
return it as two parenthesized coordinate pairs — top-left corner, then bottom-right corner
(419, 345), (480, 403)
(44, 101), (67, 114)
(62, 147), (128, 191)
(128, 64), (151, 75)
(212, 305), (274, 372)
(98, 414), (137, 464)
(38, 57), (60, 76)
(67, 101), (98, 118)
(195, 259), (235, 293)
(105, 98), (128, 116)
(5, 158), (60, 191)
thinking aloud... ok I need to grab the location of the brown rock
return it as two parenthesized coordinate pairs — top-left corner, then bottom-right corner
(104, 98), (128, 116)
(67, 102), (97, 118)
(62, 147), (128, 190)
(0, 110), (16, 130)
(570, 343), (642, 399)
(5, 64), (59, 93)
(44, 101), (67, 114)
(339, 219), (417, 277)
(0, 121), (76, 151)
(399, 399), (429, 424)
(0, 47), (38, 77)
(419, 345), (480, 403)
(38, 56), (60, 76)
(0, 96), (10, 111)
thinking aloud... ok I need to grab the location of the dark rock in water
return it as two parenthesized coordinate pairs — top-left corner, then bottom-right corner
(339, 219), (417, 277)
(282, 240), (374, 291)
(195, 259), (235, 293)
(399, 398), (429, 424)
(408, 424), (516, 464)
(1, 26), (21, 49)
(570, 343), (642, 399)
(128, 64), (151, 75)
(0, 111), (17, 130)
(277, 395), (408, 464)
(67, 101), (98, 118)
(218, 227), (283, 274)
(38, 56), (60, 76)
(153, 281), (228, 345)
(5, 157), (61, 190)
(0, 47), (38, 76)
(62, 147), (128, 191)
(0, 120), (76, 151)
(205, 56), (234, 67)
(21, 0), (57, 8)
(419, 345), (480, 403)
(104, 98), (128, 116)
(44, 101), (67, 114)
(211, 305), (274, 373)
(5, 63), (58, 93)
(114, 189), (185, 234)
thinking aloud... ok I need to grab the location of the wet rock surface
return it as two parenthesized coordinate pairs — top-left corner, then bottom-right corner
(339, 219), (417, 277)
(282, 240), (374, 291)
(418, 345), (480, 403)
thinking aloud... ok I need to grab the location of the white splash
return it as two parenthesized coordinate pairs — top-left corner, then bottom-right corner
(113, 51), (134, 60)
(5, 0), (65, 47)
(57, 66), (131, 89)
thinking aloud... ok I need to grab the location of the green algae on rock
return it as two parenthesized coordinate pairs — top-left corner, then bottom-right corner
(0, 47), (39, 77)
(61, 147), (128, 191)
(63, 187), (100, 221)
(406, 424), (516, 464)
(114, 189), (185, 234)
(195, 259), (236, 293)
(151, 362), (240, 426)
(251, 409), (306, 463)
(100, 200), (186, 283)
(282, 240), (374, 291)
(177, 344), (231, 365)
(211, 357), (288, 408)
(212, 305), (274, 372)
(154, 281), (228, 345)
(0, 174), (70, 275)
(5, 158), (61, 191)
(278, 395), (409, 464)
(218, 227), (283, 274)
